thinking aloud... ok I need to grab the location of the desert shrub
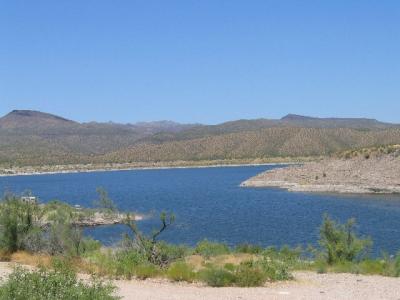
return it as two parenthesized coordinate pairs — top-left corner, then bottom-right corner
(0, 194), (43, 253)
(0, 249), (10, 262)
(0, 266), (117, 300)
(223, 263), (235, 271)
(235, 261), (266, 287)
(84, 250), (119, 277)
(166, 261), (195, 282)
(134, 263), (159, 279)
(330, 259), (387, 275)
(319, 215), (372, 264)
(356, 259), (386, 275)
(21, 227), (47, 253)
(258, 251), (293, 281)
(395, 253), (400, 276)
(93, 187), (117, 214)
(262, 245), (308, 271)
(123, 212), (175, 267)
(194, 240), (230, 258)
(45, 208), (84, 256)
(261, 260), (292, 281)
(0, 194), (103, 257)
(312, 251), (400, 277)
(330, 260), (361, 274)
(235, 243), (263, 254)
(85, 248), (147, 279)
(264, 246), (301, 263)
(114, 250), (147, 279)
(81, 238), (102, 253)
(198, 267), (236, 287)
(156, 242), (191, 263)
(378, 253), (400, 277)
(314, 259), (328, 274)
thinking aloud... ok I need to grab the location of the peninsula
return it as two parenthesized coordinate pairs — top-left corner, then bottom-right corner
(241, 145), (400, 194)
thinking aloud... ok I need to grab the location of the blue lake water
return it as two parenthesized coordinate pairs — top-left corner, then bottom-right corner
(1, 165), (400, 255)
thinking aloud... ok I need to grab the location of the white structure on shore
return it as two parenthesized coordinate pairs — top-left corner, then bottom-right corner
(20, 196), (37, 204)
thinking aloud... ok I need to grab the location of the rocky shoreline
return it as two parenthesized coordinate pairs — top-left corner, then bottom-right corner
(0, 160), (303, 177)
(241, 147), (400, 194)
(40, 212), (143, 228)
(72, 212), (143, 227)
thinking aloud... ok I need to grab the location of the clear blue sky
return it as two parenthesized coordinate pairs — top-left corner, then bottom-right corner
(1, 1), (399, 124)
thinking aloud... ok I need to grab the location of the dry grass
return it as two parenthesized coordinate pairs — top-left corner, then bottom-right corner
(6, 251), (96, 275)
(185, 254), (255, 271)
(10, 251), (52, 268)
(0, 250), (11, 262)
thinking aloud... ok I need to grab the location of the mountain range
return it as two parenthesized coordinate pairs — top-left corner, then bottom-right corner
(1, 110), (400, 166)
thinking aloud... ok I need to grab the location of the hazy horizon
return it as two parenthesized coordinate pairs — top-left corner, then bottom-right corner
(2, 109), (399, 126)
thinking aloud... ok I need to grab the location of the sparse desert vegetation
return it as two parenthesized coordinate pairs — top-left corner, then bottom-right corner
(2, 110), (400, 171)
(0, 191), (399, 299)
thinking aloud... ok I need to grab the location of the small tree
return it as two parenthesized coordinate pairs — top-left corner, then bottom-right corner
(93, 187), (117, 213)
(46, 205), (88, 256)
(319, 214), (372, 264)
(0, 194), (43, 253)
(124, 212), (175, 267)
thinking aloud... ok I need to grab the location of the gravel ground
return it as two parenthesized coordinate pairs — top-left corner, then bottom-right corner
(241, 151), (400, 194)
(115, 271), (400, 300)
(1, 263), (399, 300)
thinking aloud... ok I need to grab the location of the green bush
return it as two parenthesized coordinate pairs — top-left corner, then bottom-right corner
(395, 253), (400, 276)
(0, 266), (117, 300)
(259, 254), (293, 281)
(356, 259), (386, 275)
(223, 263), (236, 271)
(330, 260), (361, 274)
(314, 259), (328, 274)
(81, 238), (102, 254)
(166, 261), (195, 282)
(198, 267), (236, 287)
(194, 240), (230, 258)
(0, 195), (42, 253)
(360, 253), (400, 277)
(235, 261), (266, 287)
(319, 215), (372, 264)
(312, 252), (400, 277)
(135, 263), (159, 279)
(156, 242), (191, 263)
(84, 249), (119, 277)
(235, 243), (263, 254)
(85, 249), (148, 279)
(263, 246), (302, 268)
(114, 250), (146, 279)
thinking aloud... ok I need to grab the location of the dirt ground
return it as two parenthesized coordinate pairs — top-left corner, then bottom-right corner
(1, 262), (399, 300)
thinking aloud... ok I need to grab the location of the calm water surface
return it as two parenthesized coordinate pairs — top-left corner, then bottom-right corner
(1, 165), (400, 254)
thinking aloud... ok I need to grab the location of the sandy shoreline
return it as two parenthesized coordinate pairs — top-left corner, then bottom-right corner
(0, 162), (293, 178)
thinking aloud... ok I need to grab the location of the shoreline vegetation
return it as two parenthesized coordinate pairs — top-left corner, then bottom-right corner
(0, 157), (315, 177)
(242, 145), (400, 194)
(14, 197), (143, 229)
(0, 190), (399, 298)
(42, 209), (143, 228)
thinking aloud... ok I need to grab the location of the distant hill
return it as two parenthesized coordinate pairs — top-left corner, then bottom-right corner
(100, 127), (400, 163)
(1, 110), (400, 166)
(0, 110), (77, 130)
(134, 114), (398, 144)
(279, 114), (394, 129)
(0, 110), (197, 165)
